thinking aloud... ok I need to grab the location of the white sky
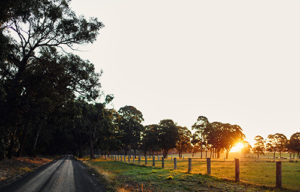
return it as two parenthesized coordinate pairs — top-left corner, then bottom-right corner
(70, 0), (300, 145)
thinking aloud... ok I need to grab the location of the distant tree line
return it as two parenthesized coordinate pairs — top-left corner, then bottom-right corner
(253, 133), (300, 159)
(1, 0), (299, 160)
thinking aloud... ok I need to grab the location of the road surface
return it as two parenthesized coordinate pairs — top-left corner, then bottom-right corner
(0, 156), (105, 192)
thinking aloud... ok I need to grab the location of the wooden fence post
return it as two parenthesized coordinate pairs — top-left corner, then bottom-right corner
(124, 155), (126, 163)
(162, 157), (164, 168)
(145, 155), (147, 165)
(128, 155), (130, 163)
(276, 161), (282, 188)
(235, 158), (240, 182)
(206, 158), (211, 175)
(152, 156), (155, 166)
(133, 156), (135, 163)
(188, 158), (192, 173)
(174, 158), (177, 170)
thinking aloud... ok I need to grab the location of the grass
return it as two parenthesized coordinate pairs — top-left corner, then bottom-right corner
(0, 157), (52, 182)
(84, 158), (299, 192)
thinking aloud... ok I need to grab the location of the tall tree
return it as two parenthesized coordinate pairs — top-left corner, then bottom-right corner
(0, 0), (102, 158)
(192, 116), (210, 158)
(253, 135), (265, 158)
(141, 124), (160, 156)
(288, 132), (300, 159)
(176, 126), (192, 158)
(266, 133), (288, 159)
(118, 106), (144, 155)
(157, 119), (179, 158)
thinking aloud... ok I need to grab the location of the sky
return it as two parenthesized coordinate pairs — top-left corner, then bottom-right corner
(70, 0), (300, 145)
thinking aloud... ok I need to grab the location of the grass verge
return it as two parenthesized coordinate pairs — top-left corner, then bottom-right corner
(0, 157), (52, 184)
(84, 158), (297, 192)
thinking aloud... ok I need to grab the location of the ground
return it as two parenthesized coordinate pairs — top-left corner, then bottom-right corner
(84, 158), (299, 192)
(0, 157), (52, 185)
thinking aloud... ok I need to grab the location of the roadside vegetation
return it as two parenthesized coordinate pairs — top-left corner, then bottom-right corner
(0, 157), (51, 184)
(85, 158), (297, 192)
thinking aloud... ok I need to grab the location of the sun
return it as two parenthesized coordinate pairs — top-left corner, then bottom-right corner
(230, 142), (244, 152)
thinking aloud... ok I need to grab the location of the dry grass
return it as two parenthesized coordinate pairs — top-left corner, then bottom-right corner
(0, 157), (52, 182)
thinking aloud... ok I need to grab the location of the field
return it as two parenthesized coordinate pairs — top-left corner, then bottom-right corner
(93, 153), (300, 191)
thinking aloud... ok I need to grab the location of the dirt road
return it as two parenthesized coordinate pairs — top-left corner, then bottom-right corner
(0, 156), (104, 192)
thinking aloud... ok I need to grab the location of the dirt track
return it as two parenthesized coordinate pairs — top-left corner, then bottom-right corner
(0, 156), (104, 192)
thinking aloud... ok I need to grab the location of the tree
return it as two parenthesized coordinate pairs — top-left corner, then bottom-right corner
(266, 133), (288, 159)
(157, 119), (179, 158)
(274, 133), (288, 158)
(141, 124), (160, 156)
(118, 106), (144, 155)
(191, 133), (203, 158)
(266, 134), (277, 159)
(253, 135), (265, 158)
(0, 0), (102, 158)
(176, 126), (192, 158)
(241, 141), (252, 155)
(192, 116), (210, 158)
(288, 132), (300, 159)
(204, 122), (245, 159)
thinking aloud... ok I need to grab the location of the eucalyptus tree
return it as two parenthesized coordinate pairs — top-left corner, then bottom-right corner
(266, 133), (288, 159)
(0, 0), (102, 158)
(157, 119), (179, 158)
(176, 126), (192, 158)
(141, 124), (160, 156)
(118, 106), (144, 155)
(192, 116), (210, 158)
(253, 135), (265, 158)
(288, 132), (300, 158)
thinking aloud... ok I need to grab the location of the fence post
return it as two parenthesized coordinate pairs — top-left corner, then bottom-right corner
(128, 155), (130, 163)
(133, 155), (135, 163)
(188, 158), (192, 173)
(174, 158), (177, 170)
(207, 158), (211, 175)
(162, 157), (164, 168)
(152, 156), (155, 166)
(145, 155), (147, 165)
(276, 161), (282, 188)
(235, 158), (240, 182)
(124, 155), (126, 163)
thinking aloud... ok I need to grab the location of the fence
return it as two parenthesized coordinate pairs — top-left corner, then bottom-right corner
(99, 154), (297, 189)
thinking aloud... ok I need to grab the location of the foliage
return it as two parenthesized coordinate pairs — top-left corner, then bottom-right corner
(176, 126), (192, 158)
(288, 132), (300, 154)
(118, 105), (144, 154)
(141, 124), (160, 155)
(253, 135), (265, 158)
(266, 133), (288, 158)
(157, 119), (179, 158)
(0, 0), (102, 159)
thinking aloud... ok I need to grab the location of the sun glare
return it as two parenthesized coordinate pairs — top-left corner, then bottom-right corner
(230, 142), (244, 152)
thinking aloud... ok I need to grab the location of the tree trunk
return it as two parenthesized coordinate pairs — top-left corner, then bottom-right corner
(200, 148), (203, 159)
(163, 149), (168, 158)
(226, 151), (229, 159)
(32, 126), (42, 157)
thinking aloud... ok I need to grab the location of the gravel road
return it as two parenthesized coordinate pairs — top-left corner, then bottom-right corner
(0, 156), (105, 192)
